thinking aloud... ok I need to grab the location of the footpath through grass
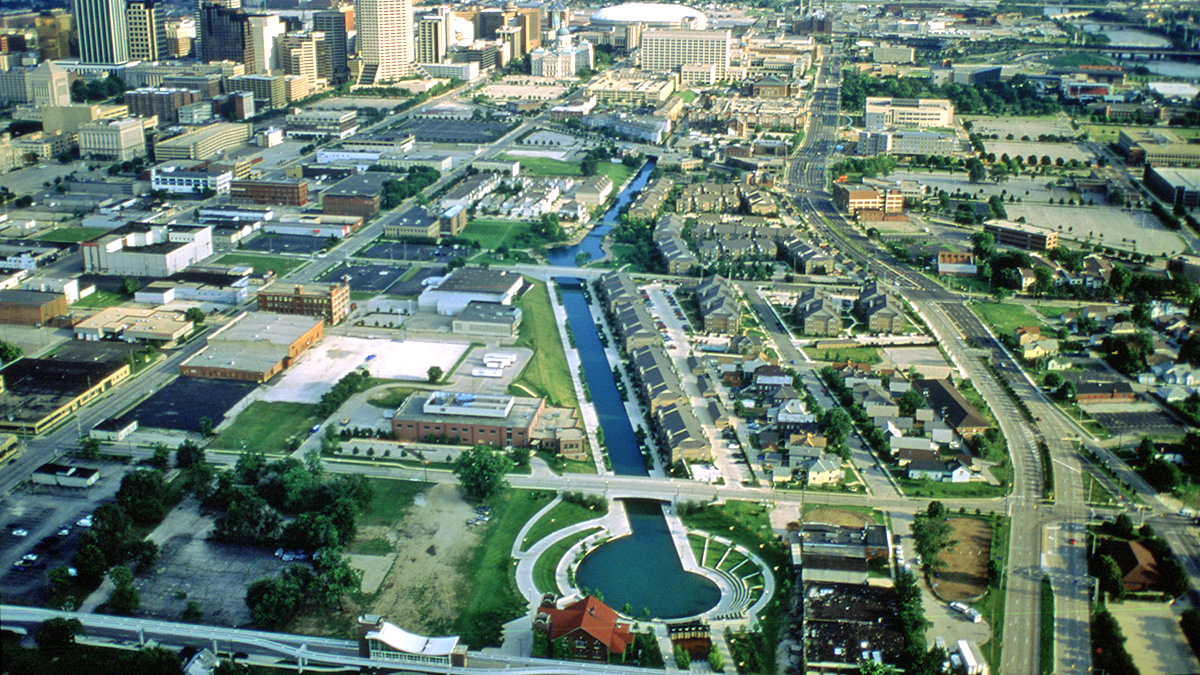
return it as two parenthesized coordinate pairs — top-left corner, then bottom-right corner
(511, 281), (577, 409)
(215, 253), (308, 278)
(532, 527), (601, 595)
(454, 489), (552, 648)
(211, 401), (322, 453)
(520, 499), (607, 551)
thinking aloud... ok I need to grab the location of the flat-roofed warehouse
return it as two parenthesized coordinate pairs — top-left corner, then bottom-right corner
(391, 391), (544, 447)
(1144, 166), (1200, 210)
(0, 289), (70, 326)
(417, 267), (526, 316)
(180, 312), (325, 383)
(452, 301), (523, 337)
(0, 342), (134, 435)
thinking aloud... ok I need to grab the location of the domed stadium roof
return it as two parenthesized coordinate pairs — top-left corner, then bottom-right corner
(590, 2), (707, 29)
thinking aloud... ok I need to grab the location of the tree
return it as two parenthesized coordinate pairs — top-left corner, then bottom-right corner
(107, 566), (140, 615)
(511, 444), (531, 468)
(1056, 380), (1077, 403)
(1043, 372), (1064, 389)
(36, 617), (83, 650)
(0, 339), (23, 363)
(120, 276), (141, 296)
(185, 307), (206, 324)
(1112, 513), (1135, 539)
(1095, 554), (1125, 598)
(452, 444), (513, 502)
(1179, 334), (1200, 366)
(177, 440), (205, 468)
(149, 443), (171, 469)
(73, 544), (108, 586)
(857, 661), (900, 675)
(182, 601), (204, 622)
(1158, 558), (1189, 597)
(897, 389), (927, 417)
(79, 436), (101, 459)
(968, 160), (987, 184)
(427, 365), (444, 383)
(673, 644), (691, 669)
(911, 502), (954, 572)
(708, 648), (725, 671)
(126, 539), (159, 573)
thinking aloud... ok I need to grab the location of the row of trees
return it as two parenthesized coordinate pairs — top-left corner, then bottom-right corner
(380, 166), (441, 209)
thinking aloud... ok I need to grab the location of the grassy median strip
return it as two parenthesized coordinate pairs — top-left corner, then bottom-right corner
(1040, 575), (1055, 675)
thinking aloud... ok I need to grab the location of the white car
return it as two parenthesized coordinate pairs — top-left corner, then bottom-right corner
(77, 516), (93, 528)
(11, 529), (28, 537)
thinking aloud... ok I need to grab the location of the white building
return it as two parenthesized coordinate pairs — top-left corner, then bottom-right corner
(81, 223), (214, 276)
(150, 166), (233, 194)
(417, 267), (524, 316)
(530, 28), (593, 78)
(78, 117), (147, 161)
(864, 97), (954, 129)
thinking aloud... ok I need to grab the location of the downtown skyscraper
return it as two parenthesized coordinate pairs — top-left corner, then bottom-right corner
(355, 0), (412, 85)
(72, 0), (129, 64)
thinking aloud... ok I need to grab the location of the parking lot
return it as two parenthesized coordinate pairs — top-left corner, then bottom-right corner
(118, 378), (259, 433)
(132, 500), (290, 626)
(320, 262), (411, 293)
(401, 118), (513, 144)
(359, 241), (461, 264)
(0, 463), (126, 605)
(241, 233), (331, 255)
(1088, 408), (1188, 438)
(961, 114), (1078, 139)
(1005, 204), (1185, 255)
(385, 267), (444, 297)
(880, 171), (1063, 203)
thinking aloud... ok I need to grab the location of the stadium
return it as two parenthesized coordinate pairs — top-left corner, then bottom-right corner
(589, 2), (708, 29)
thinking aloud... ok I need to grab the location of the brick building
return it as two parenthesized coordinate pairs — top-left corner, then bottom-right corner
(0, 290), (69, 326)
(256, 280), (350, 324)
(230, 178), (309, 206)
(125, 87), (202, 125)
(391, 391), (544, 447)
(322, 173), (388, 217)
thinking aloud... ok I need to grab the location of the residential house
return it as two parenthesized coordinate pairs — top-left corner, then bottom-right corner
(855, 280), (906, 334)
(696, 276), (741, 333)
(914, 378), (989, 437)
(907, 459), (947, 480)
(1096, 539), (1159, 592)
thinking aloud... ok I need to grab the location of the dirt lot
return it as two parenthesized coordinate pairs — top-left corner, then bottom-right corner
(802, 508), (871, 528)
(932, 518), (992, 602)
(364, 483), (480, 634)
(1111, 600), (1200, 675)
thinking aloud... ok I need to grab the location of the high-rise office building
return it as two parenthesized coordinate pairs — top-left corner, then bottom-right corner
(198, 1), (252, 65)
(36, 10), (75, 61)
(165, 17), (194, 57)
(313, 8), (350, 84)
(278, 31), (324, 89)
(196, 0), (240, 62)
(356, 0), (412, 85)
(72, 0), (129, 64)
(640, 29), (730, 79)
(246, 14), (285, 74)
(126, 0), (167, 62)
(416, 6), (452, 65)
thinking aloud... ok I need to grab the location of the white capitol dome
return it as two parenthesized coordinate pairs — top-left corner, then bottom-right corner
(590, 2), (707, 29)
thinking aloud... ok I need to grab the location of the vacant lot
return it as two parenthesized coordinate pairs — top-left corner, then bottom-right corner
(459, 219), (534, 250)
(214, 253), (308, 277)
(971, 302), (1043, 337)
(932, 518), (993, 602)
(802, 345), (881, 364)
(803, 508), (871, 528)
(211, 401), (321, 453)
(1110, 600), (1200, 675)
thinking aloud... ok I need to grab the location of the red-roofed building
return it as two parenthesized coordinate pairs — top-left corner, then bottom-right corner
(1098, 539), (1159, 592)
(535, 595), (632, 662)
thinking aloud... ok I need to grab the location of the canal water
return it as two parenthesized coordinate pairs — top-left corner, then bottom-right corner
(557, 281), (722, 618)
(543, 160), (657, 267)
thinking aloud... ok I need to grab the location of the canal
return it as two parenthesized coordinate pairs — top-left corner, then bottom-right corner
(543, 159), (657, 267)
(557, 281), (721, 618)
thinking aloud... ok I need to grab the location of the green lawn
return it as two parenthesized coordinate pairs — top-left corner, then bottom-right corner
(358, 478), (434, 528)
(970, 301), (1044, 338)
(512, 281), (578, 409)
(497, 155), (634, 188)
(1034, 304), (1076, 321)
(34, 226), (109, 243)
(801, 345), (881, 364)
(532, 527), (600, 595)
(214, 253), (308, 278)
(453, 489), (553, 648)
(520, 499), (607, 551)
(679, 501), (787, 579)
(1040, 575), (1055, 675)
(676, 90), (698, 103)
(366, 386), (414, 410)
(1046, 53), (1112, 67)
(73, 290), (129, 309)
(459, 219), (535, 250)
(211, 401), (323, 453)
(895, 476), (1007, 499)
(534, 450), (597, 474)
(500, 155), (581, 176)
